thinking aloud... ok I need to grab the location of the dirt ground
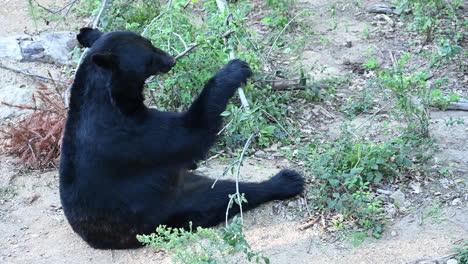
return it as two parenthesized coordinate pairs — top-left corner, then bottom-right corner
(1, 0), (467, 264)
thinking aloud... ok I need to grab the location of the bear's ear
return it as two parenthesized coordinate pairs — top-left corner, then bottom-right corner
(91, 53), (119, 69)
(77, 27), (103, 47)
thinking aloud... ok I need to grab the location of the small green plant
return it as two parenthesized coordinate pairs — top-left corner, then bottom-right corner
(430, 89), (460, 110)
(445, 117), (465, 127)
(362, 50), (379, 70)
(454, 241), (468, 264)
(340, 87), (376, 118)
(349, 231), (367, 246)
(262, 0), (295, 29)
(0, 186), (16, 196)
(422, 200), (444, 224)
(375, 52), (432, 137)
(0, 186), (17, 201)
(137, 217), (269, 264)
(362, 23), (371, 39)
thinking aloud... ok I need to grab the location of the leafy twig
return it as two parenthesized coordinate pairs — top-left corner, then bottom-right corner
(215, 0), (250, 108)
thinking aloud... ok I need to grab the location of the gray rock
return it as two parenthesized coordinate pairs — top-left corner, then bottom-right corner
(0, 87), (34, 119)
(255, 150), (267, 158)
(390, 190), (406, 206)
(386, 204), (397, 218)
(0, 32), (76, 65)
(410, 182), (421, 194)
(447, 259), (458, 264)
(451, 198), (462, 206)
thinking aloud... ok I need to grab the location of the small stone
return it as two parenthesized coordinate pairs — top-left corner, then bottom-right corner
(255, 150), (267, 158)
(399, 207), (408, 214)
(391, 230), (397, 236)
(266, 144), (278, 152)
(287, 201), (296, 208)
(345, 41), (352, 48)
(440, 178), (450, 189)
(390, 190), (406, 206)
(386, 204), (397, 218)
(447, 259), (458, 264)
(451, 198), (462, 206)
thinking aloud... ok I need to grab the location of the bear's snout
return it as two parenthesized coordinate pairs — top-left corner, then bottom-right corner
(160, 56), (176, 73)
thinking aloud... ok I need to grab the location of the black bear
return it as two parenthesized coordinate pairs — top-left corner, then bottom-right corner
(59, 28), (304, 249)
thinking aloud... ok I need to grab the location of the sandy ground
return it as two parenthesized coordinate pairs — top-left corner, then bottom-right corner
(1, 0), (467, 264)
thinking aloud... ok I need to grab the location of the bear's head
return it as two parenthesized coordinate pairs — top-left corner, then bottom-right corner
(76, 28), (176, 114)
(78, 27), (176, 77)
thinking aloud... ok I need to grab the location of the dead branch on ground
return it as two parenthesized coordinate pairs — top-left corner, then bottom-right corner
(298, 216), (321, 231)
(0, 83), (67, 169)
(0, 63), (63, 84)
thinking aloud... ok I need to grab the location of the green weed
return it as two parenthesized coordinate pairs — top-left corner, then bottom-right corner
(454, 241), (468, 264)
(287, 123), (427, 237)
(422, 200), (444, 224)
(430, 89), (460, 110)
(137, 217), (269, 264)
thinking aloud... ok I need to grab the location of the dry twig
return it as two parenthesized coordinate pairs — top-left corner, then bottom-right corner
(33, 0), (76, 14)
(298, 216), (321, 231)
(51, 0), (78, 33)
(174, 43), (199, 60)
(0, 63), (62, 84)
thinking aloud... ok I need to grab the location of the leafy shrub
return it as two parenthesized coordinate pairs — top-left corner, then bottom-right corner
(75, 0), (312, 149)
(137, 217), (269, 264)
(289, 123), (425, 237)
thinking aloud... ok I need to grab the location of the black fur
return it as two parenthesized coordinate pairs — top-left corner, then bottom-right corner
(59, 28), (304, 249)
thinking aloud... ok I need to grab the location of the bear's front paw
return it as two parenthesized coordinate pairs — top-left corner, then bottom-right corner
(216, 59), (252, 87)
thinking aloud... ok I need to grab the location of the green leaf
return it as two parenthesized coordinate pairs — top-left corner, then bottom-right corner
(220, 111), (231, 117)
(329, 179), (340, 187)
